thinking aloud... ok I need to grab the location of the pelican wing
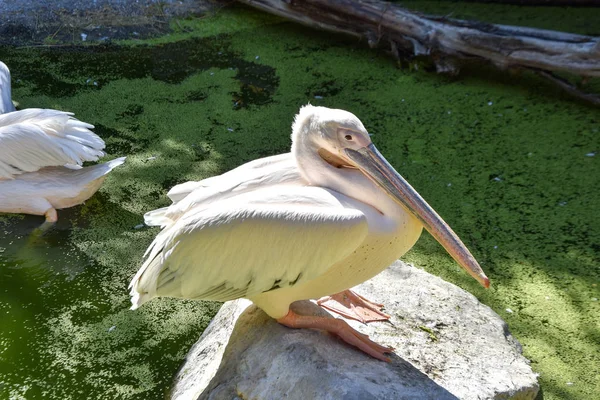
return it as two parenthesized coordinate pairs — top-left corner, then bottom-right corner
(166, 153), (296, 203)
(0, 109), (105, 179)
(130, 186), (368, 307)
(145, 153), (301, 227)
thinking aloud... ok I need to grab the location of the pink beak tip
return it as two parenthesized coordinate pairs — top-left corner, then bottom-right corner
(482, 276), (491, 289)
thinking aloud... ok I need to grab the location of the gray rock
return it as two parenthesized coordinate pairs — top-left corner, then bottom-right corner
(171, 261), (539, 400)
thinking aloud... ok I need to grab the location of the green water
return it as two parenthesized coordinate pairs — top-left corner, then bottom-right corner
(0, 4), (599, 399)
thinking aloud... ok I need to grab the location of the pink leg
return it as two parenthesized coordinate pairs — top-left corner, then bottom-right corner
(317, 289), (390, 323)
(277, 310), (393, 362)
(45, 208), (58, 223)
(32, 208), (58, 237)
(40, 208), (58, 231)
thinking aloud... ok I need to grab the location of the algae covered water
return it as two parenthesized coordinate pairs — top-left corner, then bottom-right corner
(0, 5), (599, 400)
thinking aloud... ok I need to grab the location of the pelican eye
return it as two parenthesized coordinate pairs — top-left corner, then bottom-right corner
(344, 134), (353, 141)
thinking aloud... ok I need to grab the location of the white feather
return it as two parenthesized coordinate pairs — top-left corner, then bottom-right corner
(130, 106), (427, 320)
(0, 109), (105, 179)
(0, 157), (125, 216)
(144, 153), (300, 228)
(0, 61), (105, 180)
(0, 61), (15, 114)
(130, 186), (368, 308)
(0, 61), (123, 221)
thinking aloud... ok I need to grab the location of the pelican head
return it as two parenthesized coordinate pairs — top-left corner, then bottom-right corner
(292, 105), (371, 168)
(292, 104), (490, 288)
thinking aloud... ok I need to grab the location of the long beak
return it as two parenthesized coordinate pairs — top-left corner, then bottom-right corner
(345, 144), (490, 288)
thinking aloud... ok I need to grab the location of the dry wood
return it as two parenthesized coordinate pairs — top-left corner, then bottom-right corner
(238, 0), (600, 102)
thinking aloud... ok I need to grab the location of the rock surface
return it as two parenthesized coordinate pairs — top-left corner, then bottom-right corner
(171, 261), (539, 400)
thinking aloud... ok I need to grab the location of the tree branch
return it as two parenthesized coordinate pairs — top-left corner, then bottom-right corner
(238, 0), (600, 103)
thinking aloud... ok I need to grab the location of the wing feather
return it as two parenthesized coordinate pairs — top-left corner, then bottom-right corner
(166, 153), (296, 203)
(0, 109), (105, 179)
(145, 153), (301, 227)
(130, 186), (368, 307)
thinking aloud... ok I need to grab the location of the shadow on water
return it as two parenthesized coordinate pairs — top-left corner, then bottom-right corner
(0, 36), (278, 109)
(0, 210), (103, 396)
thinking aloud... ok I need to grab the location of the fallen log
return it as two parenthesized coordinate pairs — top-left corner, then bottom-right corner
(238, 0), (600, 104)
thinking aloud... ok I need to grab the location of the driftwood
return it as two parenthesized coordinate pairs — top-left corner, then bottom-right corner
(238, 0), (600, 104)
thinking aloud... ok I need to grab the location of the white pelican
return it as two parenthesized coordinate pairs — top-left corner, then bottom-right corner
(130, 105), (489, 361)
(0, 61), (125, 228)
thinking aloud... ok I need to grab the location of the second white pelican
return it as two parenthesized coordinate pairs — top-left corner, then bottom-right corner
(0, 61), (125, 229)
(130, 105), (489, 361)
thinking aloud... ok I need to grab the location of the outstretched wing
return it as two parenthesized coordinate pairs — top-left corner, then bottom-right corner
(130, 186), (368, 307)
(0, 109), (105, 179)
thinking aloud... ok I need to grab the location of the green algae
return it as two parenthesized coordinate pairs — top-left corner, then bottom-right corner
(418, 325), (439, 342)
(117, 6), (284, 46)
(399, 1), (600, 35)
(0, 3), (598, 399)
